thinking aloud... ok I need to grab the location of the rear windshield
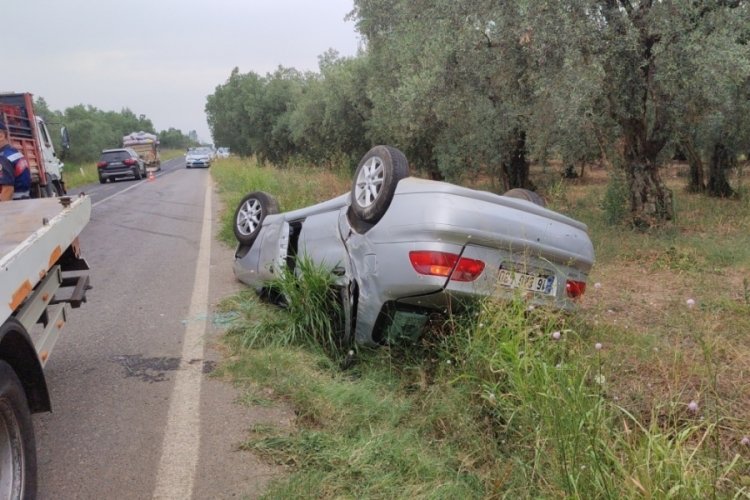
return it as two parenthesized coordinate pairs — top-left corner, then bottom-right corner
(101, 151), (132, 161)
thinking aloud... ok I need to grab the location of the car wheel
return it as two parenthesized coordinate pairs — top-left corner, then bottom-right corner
(45, 180), (64, 197)
(350, 145), (409, 225)
(233, 191), (280, 246)
(133, 167), (142, 180)
(503, 188), (546, 207)
(99, 176), (106, 184)
(0, 360), (38, 500)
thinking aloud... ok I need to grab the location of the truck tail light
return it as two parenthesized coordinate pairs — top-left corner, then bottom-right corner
(123, 158), (137, 166)
(565, 279), (586, 299)
(409, 251), (485, 282)
(96, 161), (108, 168)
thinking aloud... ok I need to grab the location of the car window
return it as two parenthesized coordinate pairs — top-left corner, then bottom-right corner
(100, 150), (132, 161)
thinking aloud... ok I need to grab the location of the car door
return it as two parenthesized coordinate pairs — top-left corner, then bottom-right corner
(296, 209), (349, 280)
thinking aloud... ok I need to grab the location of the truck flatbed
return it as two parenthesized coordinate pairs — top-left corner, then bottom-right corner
(1, 196), (91, 326)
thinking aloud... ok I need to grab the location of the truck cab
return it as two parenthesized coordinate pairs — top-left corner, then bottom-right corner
(1, 92), (68, 197)
(34, 115), (65, 191)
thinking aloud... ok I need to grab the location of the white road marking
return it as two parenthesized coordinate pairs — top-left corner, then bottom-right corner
(91, 179), (147, 208)
(152, 176), (212, 499)
(91, 159), (177, 208)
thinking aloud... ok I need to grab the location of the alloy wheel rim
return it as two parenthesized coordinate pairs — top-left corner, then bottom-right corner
(354, 156), (385, 208)
(237, 199), (262, 235)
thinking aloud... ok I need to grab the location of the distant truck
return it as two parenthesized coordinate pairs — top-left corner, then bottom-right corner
(0, 92), (69, 197)
(1, 194), (92, 497)
(122, 131), (161, 171)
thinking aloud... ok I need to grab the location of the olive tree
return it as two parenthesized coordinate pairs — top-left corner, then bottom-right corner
(287, 50), (372, 165)
(566, 0), (750, 222)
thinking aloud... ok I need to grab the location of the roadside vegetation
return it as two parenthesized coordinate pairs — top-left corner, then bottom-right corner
(206, 2), (750, 229)
(212, 157), (750, 498)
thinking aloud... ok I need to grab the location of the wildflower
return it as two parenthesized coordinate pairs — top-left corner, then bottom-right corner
(527, 305), (535, 312)
(594, 282), (602, 290)
(551, 331), (561, 340)
(741, 436), (750, 446)
(348, 350), (354, 356)
(594, 374), (606, 385)
(686, 298), (696, 308)
(688, 400), (699, 413)
(595, 342), (603, 351)
(446, 359), (452, 365)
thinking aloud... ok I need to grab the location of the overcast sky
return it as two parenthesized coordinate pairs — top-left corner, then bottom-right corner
(5, 0), (361, 143)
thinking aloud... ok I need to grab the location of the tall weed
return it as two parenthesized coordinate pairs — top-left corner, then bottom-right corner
(229, 256), (345, 358)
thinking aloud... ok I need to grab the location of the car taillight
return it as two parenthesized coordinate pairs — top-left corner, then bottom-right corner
(566, 279), (586, 299)
(409, 251), (485, 282)
(123, 158), (137, 166)
(96, 161), (108, 168)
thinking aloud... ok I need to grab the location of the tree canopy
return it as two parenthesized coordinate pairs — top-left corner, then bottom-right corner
(33, 98), (196, 163)
(205, 0), (750, 225)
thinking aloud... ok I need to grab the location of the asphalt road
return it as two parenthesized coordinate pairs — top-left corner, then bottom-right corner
(33, 158), (287, 499)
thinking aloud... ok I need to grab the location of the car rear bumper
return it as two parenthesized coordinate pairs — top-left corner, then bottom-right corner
(99, 167), (138, 179)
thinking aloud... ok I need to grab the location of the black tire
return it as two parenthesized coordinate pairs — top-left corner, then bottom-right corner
(52, 180), (65, 196)
(503, 188), (546, 207)
(233, 191), (280, 246)
(350, 145), (409, 225)
(44, 181), (63, 197)
(133, 167), (142, 180)
(0, 360), (38, 499)
(99, 176), (106, 184)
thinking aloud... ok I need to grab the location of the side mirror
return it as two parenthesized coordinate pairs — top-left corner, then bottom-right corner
(60, 126), (71, 159)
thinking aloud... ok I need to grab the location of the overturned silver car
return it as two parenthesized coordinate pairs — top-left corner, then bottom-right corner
(233, 146), (595, 346)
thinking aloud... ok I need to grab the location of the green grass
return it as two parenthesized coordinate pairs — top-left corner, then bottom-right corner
(212, 156), (351, 244)
(212, 160), (750, 499)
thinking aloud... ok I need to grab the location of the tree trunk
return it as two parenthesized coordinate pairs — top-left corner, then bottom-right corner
(683, 141), (705, 193)
(707, 143), (735, 198)
(625, 160), (674, 227)
(500, 130), (534, 191)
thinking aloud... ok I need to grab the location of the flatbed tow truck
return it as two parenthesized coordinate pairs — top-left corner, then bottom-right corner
(0, 194), (91, 498)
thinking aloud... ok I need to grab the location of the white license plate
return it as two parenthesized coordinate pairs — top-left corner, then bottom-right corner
(498, 269), (557, 296)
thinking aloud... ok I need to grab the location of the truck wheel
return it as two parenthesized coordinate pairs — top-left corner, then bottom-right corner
(45, 181), (64, 197)
(233, 192), (279, 246)
(350, 146), (409, 226)
(0, 360), (37, 500)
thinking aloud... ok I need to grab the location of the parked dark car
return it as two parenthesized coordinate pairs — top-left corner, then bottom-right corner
(232, 145), (595, 347)
(97, 148), (146, 183)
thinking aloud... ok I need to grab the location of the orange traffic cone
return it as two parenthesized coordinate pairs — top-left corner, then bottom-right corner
(147, 170), (156, 182)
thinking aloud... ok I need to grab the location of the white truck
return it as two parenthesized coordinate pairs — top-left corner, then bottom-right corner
(0, 194), (91, 498)
(1, 92), (69, 197)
